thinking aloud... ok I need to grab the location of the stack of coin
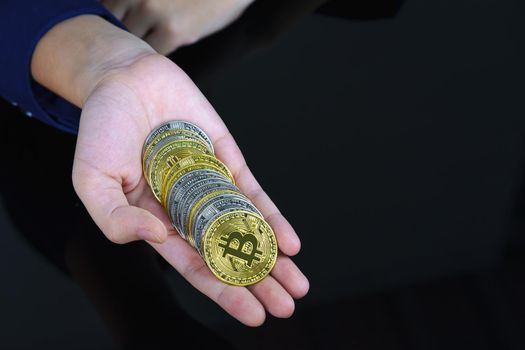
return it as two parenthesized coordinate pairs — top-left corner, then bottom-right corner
(142, 121), (278, 286)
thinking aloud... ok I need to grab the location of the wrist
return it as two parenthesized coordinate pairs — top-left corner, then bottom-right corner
(85, 53), (192, 130)
(31, 15), (157, 107)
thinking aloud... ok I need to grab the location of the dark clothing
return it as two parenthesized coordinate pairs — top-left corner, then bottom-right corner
(0, 1), (123, 134)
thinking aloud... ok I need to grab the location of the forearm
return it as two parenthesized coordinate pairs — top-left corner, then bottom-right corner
(31, 15), (156, 108)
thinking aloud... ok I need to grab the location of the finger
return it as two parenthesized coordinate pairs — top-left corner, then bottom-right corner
(100, 0), (132, 20)
(239, 169), (301, 255)
(73, 163), (167, 244)
(150, 235), (266, 326)
(143, 25), (181, 55)
(247, 276), (295, 318)
(213, 135), (301, 256)
(131, 179), (177, 233)
(271, 255), (310, 299)
(137, 193), (176, 233)
(121, 2), (158, 38)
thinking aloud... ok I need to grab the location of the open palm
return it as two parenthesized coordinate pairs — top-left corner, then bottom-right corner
(72, 54), (309, 326)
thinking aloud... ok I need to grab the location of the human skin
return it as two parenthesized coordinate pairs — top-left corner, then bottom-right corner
(31, 15), (309, 326)
(100, 0), (255, 54)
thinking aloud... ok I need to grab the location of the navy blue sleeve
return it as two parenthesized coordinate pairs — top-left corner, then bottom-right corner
(0, 1), (125, 134)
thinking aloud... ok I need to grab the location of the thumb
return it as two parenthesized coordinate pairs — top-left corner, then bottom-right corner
(73, 167), (167, 244)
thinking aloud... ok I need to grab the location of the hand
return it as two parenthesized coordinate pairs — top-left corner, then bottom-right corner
(72, 53), (309, 326)
(31, 14), (308, 326)
(100, 0), (254, 54)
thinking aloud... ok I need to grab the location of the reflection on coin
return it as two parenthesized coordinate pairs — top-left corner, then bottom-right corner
(186, 189), (241, 248)
(161, 154), (235, 205)
(142, 120), (278, 286)
(203, 210), (277, 286)
(161, 163), (231, 207)
(187, 191), (256, 245)
(175, 180), (239, 240)
(143, 120), (214, 155)
(148, 140), (212, 201)
(165, 169), (228, 231)
(143, 132), (207, 177)
(169, 175), (229, 234)
(192, 193), (261, 255)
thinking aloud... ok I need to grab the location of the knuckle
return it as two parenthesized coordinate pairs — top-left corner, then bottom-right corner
(181, 258), (207, 280)
(217, 286), (238, 308)
(163, 22), (180, 41)
(233, 160), (248, 181)
(137, 0), (158, 14)
(246, 187), (264, 203)
(105, 227), (125, 244)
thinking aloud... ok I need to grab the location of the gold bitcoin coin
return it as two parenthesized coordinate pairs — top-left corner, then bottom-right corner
(142, 129), (209, 175)
(142, 120), (214, 156)
(161, 154), (235, 205)
(186, 189), (242, 248)
(148, 140), (212, 201)
(202, 210), (277, 286)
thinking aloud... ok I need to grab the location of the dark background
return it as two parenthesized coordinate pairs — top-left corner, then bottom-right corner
(1, 0), (525, 349)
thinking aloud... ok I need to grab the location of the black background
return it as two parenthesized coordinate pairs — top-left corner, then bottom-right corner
(1, 0), (525, 349)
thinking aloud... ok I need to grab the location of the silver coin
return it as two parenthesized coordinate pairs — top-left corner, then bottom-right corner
(166, 170), (229, 231)
(143, 133), (205, 179)
(143, 120), (214, 156)
(192, 194), (261, 255)
(143, 120), (214, 155)
(170, 175), (234, 236)
(166, 168), (231, 208)
(175, 179), (240, 239)
(166, 172), (226, 237)
(165, 169), (227, 219)
(175, 178), (239, 237)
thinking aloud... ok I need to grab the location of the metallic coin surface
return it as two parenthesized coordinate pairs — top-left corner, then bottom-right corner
(145, 137), (209, 181)
(188, 189), (243, 248)
(188, 192), (257, 248)
(165, 169), (229, 229)
(143, 120), (214, 155)
(186, 188), (247, 247)
(148, 140), (212, 201)
(203, 211), (277, 286)
(161, 162), (231, 207)
(192, 194), (261, 255)
(175, 180), (239, 239)
(167, 174), (231, 234)
(143, 132), (207, 177)
(142, 120), (277, 286)
(161, 154), (235, 205)
(143, 128), (204, 159)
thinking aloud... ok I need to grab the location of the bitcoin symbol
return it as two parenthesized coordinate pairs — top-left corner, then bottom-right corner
(218, 231), (262, 267)
(166, 155), (179, 168)
(167, 153), (191, 169)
